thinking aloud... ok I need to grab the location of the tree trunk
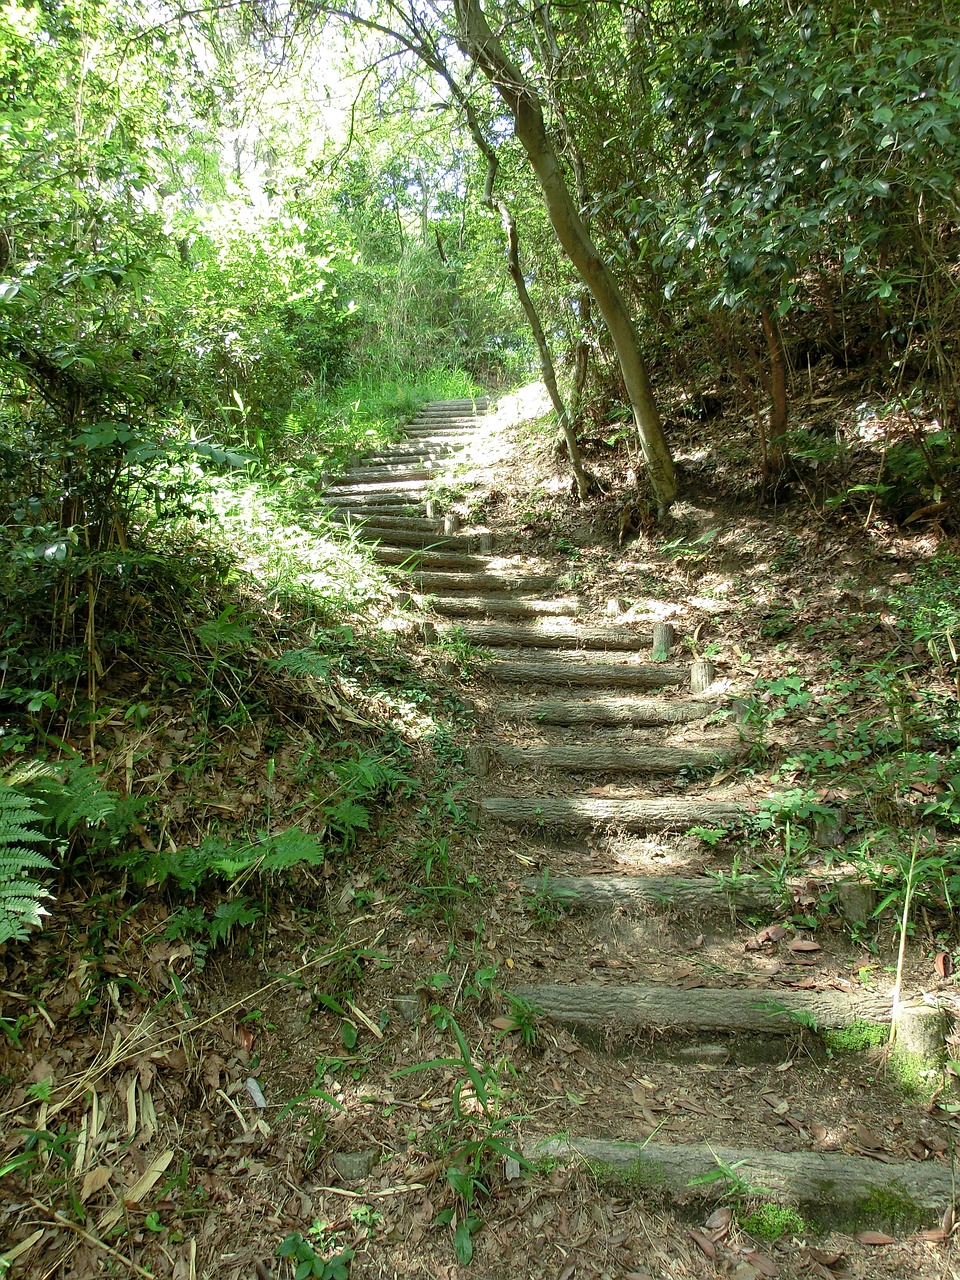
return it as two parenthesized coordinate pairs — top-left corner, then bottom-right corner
(760, 306), (788, 476)
(453, 0), (677, 512)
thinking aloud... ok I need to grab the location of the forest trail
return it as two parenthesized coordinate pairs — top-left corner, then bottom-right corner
(322, 398), (956, 1259)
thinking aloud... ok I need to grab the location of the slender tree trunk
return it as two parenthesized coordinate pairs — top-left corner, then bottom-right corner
(453, 0), (677, 512)
(497, 201), (595, 499)
(760, 306), (788, 476)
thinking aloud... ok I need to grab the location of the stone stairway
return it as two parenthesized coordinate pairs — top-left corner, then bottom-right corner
(325, 399), (955, 1235)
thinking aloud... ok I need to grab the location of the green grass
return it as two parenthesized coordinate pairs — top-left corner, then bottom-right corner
(287, 366), (484, 472)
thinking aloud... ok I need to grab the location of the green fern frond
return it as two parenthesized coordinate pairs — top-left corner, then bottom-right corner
(270, 647), (333, 682)
(0, 777), (55, 945)
(208, 899), (262, 946)
(257, 827), (325, 871)
(0, 874), (52, 944)
(53, 764), (118, 832)
(0, 849), (55, 876)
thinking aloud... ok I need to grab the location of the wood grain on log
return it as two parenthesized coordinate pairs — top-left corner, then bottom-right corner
(481, 795), (743, 829)
(501, 696), (718, 725)
(514, 982), (892, 1033)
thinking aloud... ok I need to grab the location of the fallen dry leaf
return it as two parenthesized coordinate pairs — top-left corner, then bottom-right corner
(745, 1251), (779, 1277)
(80, 1165), (112, 1202)
(805, 1246), (845, 1267)
(852, 1125), (885, 1150)
(855, 1230), (895, 1244)
(788, 939), (822, 953)
(687, 1227), (716, 1258)
(934, 951), (953, 978)
(705, 1205), (733, 1233)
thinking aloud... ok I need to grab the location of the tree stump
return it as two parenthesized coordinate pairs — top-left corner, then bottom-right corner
(691, 658), (716, 694)
(652, 622), (675, 661)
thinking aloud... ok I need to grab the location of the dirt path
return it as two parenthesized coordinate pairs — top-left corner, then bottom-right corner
(323, 394), (960, 1278)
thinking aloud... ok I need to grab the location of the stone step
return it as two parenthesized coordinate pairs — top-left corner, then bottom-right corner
(530, 872), (876, 923)
(404, 426), (482, 439)
(419, 398), (490, 412)
(500, 695), (718, 725)
(527, 1137), (954, 1230)
(480, 794), (743, 830)
(483, 742), (731, 774)
(425, 596), (581, 620)
(373, 433), (476, 449)
(486, 654), (686, 688)
(438, 620), (648, 650)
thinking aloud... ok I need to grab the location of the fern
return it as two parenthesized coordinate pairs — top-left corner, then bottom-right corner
(0, 760), (118, 944)
(208, 899), (262, 946)
(0, 783), (54, 945)
(50, 764), (118, 832)
(5, 760), (118, 834)
(257, 827), (325, 871)
(121, 826), (325, 889)
(163, 897), (263, 967)
(271, 647), (332, 682)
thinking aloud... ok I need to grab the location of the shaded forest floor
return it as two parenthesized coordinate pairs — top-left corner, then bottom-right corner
(3, 370), (960, 1279)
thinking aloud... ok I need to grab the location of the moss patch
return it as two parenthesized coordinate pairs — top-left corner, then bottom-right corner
(822, 1020), (887, 1053)
(589, 1156), (667, 1193)
(740, 1203), (808, 1241)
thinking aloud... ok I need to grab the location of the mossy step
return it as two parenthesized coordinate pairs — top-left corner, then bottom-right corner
(324, 492), (428, 509)
(359, 449), (455, 465)
(404, 425), (484, 438)
(515, 981), (891, 1037)
(334, 465), (441, 483)
(528, 1136), (954, 1231)
(481, 794), (742, 829)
